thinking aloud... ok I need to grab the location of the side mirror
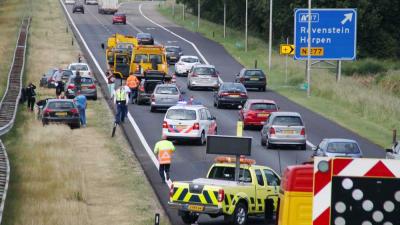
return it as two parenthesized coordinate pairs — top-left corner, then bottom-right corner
(386, 148), (393, 153)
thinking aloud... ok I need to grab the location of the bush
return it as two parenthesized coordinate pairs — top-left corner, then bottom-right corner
(342, 58), (388, 76)
(377, 71), (400, 96)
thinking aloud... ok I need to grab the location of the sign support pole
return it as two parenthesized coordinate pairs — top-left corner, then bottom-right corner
(235, 121), (243, 181)
(245, 0), (248, 52)
(306, 0), (312, 97)
(285, 37), (289, 84)
(336, 60), (342, 82)
(197, 0), (200, 30)
(223, 0), (226, 39)
(182, 3), (185, 21)
(268, 0), (273, 73)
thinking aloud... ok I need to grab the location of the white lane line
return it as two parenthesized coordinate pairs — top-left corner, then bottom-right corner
(86, 8), (112, 34)
(59, 0), (172, 188)
(138, 2), (317, 148)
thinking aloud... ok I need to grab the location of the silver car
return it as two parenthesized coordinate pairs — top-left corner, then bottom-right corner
(313, 138), (363, 158)
(187, 64), (220, 90)
(150, 84), (181, 112)
(65, 75), (97, 100)
(261, 112), (307, 150)
(386, 141), (400, 160)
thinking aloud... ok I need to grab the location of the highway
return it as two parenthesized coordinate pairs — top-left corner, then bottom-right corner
(63, 2), (385, 224)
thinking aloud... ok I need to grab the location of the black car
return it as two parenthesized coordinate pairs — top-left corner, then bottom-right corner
(42, 99), (80, 128)
(72, 2), (84, 13)
(213, 82), (248, 108)
(235, 68), (267, 92)
(136, 33), (154, 45)
(165, 46), (183, 64)
(136, 71), (166, 105)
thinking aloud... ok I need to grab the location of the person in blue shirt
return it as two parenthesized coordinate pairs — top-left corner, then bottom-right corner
(74, 90), (87, 127)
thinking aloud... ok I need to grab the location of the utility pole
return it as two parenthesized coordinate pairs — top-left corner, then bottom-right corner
(245, 0), (248, 52)
(223, 0), (226, 39)
(182, 3), (185, 21)
(336, 60), (342, 82)
(268, 0), (273, 73)
(306, 0), (312, 97)
(197, 0), (200, 30)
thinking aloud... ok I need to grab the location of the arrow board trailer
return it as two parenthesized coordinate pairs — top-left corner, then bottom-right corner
(294, 9), (357, 60)
(313, 157), (400, 225)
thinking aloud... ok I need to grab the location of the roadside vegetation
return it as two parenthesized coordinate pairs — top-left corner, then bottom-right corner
(0, 0), (27, 98)
(1, 0), (169, 224)
(159, 3), (400, 147)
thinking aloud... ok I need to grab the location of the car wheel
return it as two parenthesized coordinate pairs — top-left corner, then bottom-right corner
(213, 100), (217, 107)
(233, 202), (248, 225)
(261, 137), (266, 146)
(180, 211), (199, 224)
(112, 21), (115, 24)
(262, 86), (266, 92)
(150, 107), (156, 112)
(214, 127), (218, 135)
(92, 95), (97, 100)
(216, 100), (221, 109)
(264, 199), (274, 220)
(299, 143), (307, 150)
(123, 21), (126, 25)
(197, 131), (205, 145)
(187, 83), (192, 90)
(267, 139), (274, 149)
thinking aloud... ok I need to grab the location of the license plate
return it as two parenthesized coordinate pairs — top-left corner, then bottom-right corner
(188, 205), (204, 212)
(175, 125), (187, 130)
(56, 112), (67, 117)
(82, 87), (88, 90)
(229, 95), (240, 98)
(170, 57), (176, 59)
(283, 130), (295, 134)
(258, 113), (269, 117)
(250, 78), (259, 81)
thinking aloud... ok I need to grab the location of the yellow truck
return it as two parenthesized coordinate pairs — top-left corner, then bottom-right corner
(130, 45), (168, 77)
(103, 33), (138, 78)
(169, 157), (281, 225)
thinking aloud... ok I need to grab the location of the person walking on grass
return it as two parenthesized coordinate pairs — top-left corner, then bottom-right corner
(153, 135), (175, 183)
(114, 85), (129, 124)
(74, 90), (87, 127)
(26, 82), (36, 111)
(74, 70), (82, 93)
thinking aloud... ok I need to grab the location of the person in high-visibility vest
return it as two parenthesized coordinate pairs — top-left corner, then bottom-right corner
(153, 135), (176, 183)
(114, 84), (129, 124)
(126, 73), (139, 104)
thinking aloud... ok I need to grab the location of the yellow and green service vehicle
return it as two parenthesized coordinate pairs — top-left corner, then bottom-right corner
(169, 157), (281, 225)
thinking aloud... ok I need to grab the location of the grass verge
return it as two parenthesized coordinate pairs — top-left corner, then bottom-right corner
(158, 3), (400, 147)
(1, 0), (169, 224)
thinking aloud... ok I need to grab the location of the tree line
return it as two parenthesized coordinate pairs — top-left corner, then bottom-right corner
(177, 0), (400, 59)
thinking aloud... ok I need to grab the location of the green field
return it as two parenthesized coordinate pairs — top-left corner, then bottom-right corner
(158, 3), (400, 147)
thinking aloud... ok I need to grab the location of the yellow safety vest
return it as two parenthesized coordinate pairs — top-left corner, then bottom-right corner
(154, 140), (175, 165)
(116, 88), (126, 101)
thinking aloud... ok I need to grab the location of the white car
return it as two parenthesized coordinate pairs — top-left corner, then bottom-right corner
(162, 104), (217, 145)
(65, 0), (76, 4)
(67, 63), (91, 76)
(84, 0), (98, 4)
(174, 55), (200, 76)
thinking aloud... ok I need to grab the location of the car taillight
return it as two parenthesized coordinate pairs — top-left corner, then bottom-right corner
(269, 127), (276, 135)
(239, 77), (245, 82)
(70, 108), (79, 115)
(240, 92), (247, 97)
(162, 121), (168, 129)
(300, 128), (306, 136)
(246, 111), (256, 118)
(219, 92), (229, 97)
(88, 84), (96, 89)
(218, 189), (225, 202)
(68, 84), (75, 89)
(151, 94), (155, 102)
(139, 85), (144, 92)
(193, 122), (200, 130)
(169, 184), (174, 198)
(43, 108), (52, 116)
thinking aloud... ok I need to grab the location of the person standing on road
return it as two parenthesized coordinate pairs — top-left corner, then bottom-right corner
(153, 135), (175, 183)
(126, 73), (139, 104)
(74, 90), (87, 127)
(114, 85), (129, 124)
(26, 82), (36, 111)
(74, 70), (82, 93)
(106, 70), (115, 99)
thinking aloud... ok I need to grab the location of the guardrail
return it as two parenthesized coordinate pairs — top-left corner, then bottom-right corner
(0, 17), (31, 224)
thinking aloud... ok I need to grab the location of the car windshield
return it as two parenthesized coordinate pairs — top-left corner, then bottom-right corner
(166, 47), (180, 52)
(166, 109), (196, 120)
(326, 142), (360, 154)
(245, 70), (264, 77)
(137, 33), (151, 38)
(149, 54), (162, 64)
(62, 70), (73, 76)
(181, 57), (198, 63)
(208, 166), (252, 183)
(47, 101), (74, 109)
(272, 116), (303, 126)
(250, 103), (277, 110)
(194, 67), (216, 75)
(156, 86), (178, 95)
(221, 83), (246, 92)
(134, 54), (148, 63)
(70, 64), (88, 71)
(117, 43), (133, 49)
(115, 13), (125, 17)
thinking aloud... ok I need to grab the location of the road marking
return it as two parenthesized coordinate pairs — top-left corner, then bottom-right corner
(138, 3), (317, 148)
(59, 0), (172, 188)
(86, 8), (112, 34)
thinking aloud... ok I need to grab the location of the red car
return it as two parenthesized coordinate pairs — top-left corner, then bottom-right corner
(112, 13), (126, 25)
(239, 99), (279, 128)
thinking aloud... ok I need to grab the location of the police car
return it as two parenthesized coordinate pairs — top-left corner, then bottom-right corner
(162, 103), (217, 145)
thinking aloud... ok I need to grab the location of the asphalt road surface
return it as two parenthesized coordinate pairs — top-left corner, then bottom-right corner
(63, 2), (385, 224)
